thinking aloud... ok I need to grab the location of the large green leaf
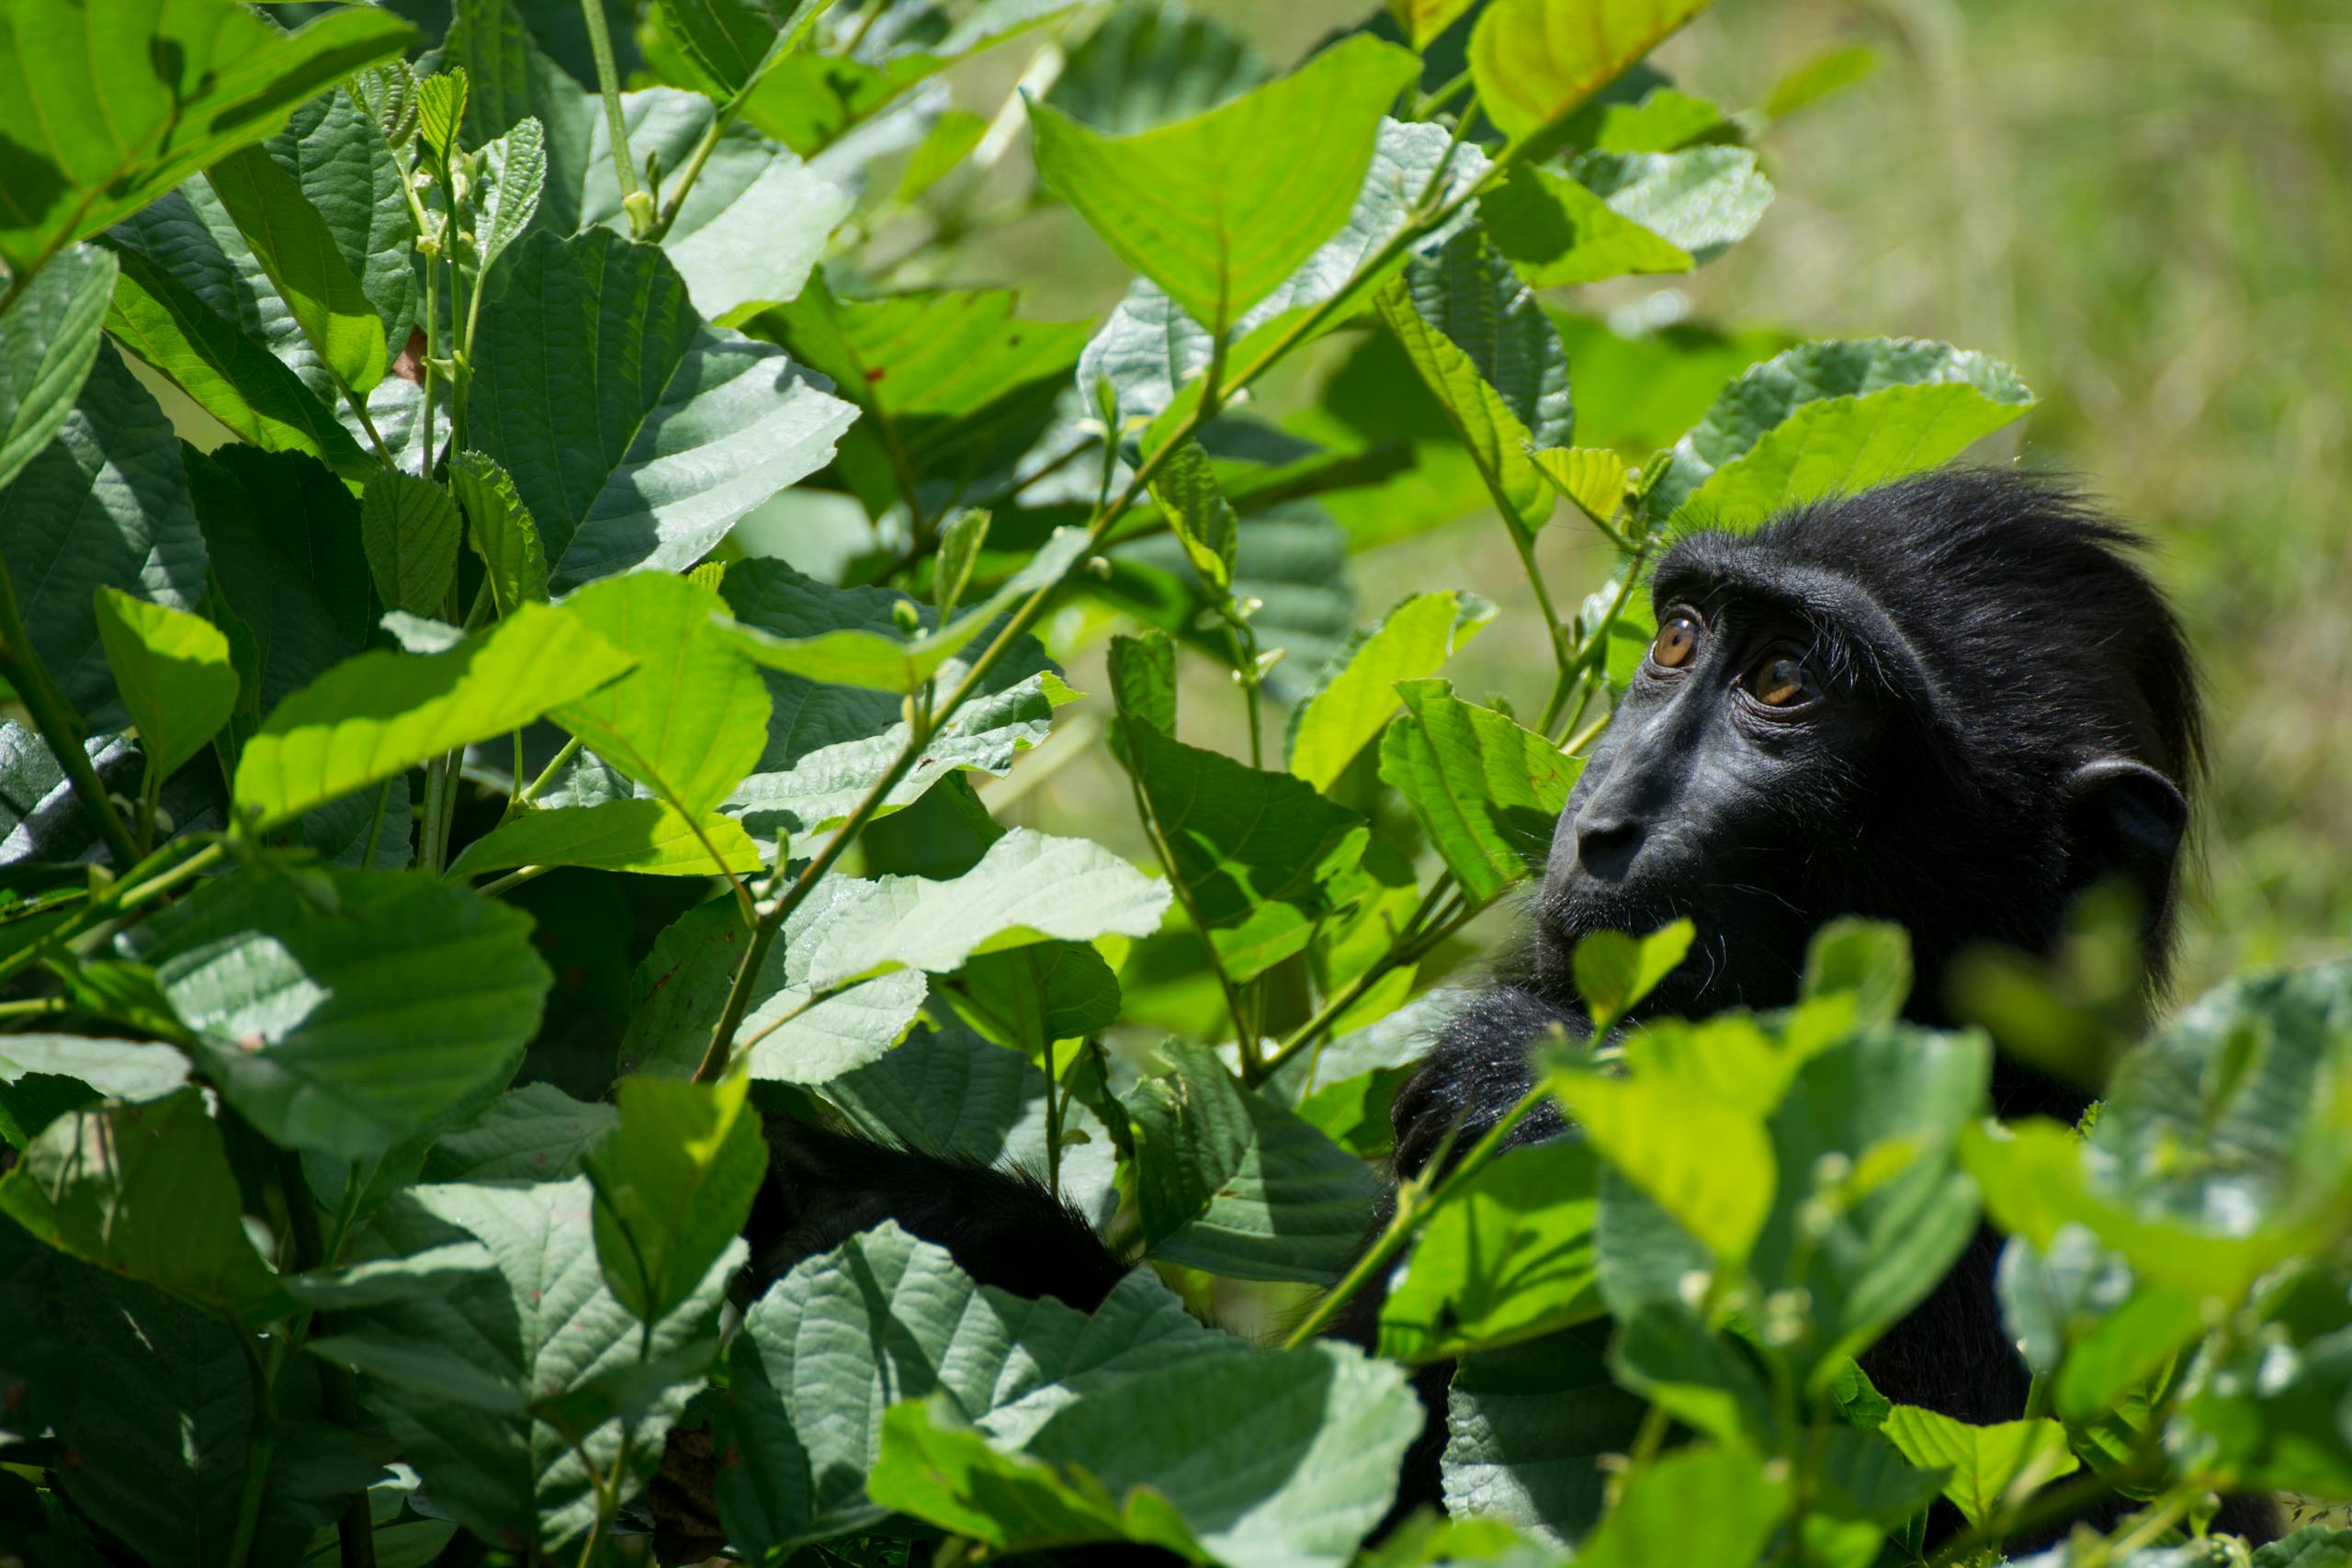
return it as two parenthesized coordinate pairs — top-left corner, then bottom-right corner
(1645, 338), (2035, 525)
(618, 887), (926, 1086)
(585, 1074), (766, 1324)
(0, 243), (114, 493)
(205, 145), (388, 394)
(1044, 0), (1270, 134)
(1467, 0), (1714, 146)
(265, 86), (421, 351)
(1374, 230), (1571, 538)
(1440, 1325), (1647, 1546)
(1553, 1066), (1775, 1265)
(0, 1090), (284, 1322)
(91, 587), (237, 783)
(1377, 680), (1579, 905)
(1572, 1444), (1791, 1568)
(1029, 35), (1420, 334)
(130, 868), (552, 1157)
(715, 557), (1074, 835)
(0, 1033), (189, 1102)
(448, 797), (763, 878)
(1380, 1141), (1602, 1362)
(656, 0), (828, 95)
(1119, 720), (1365, 981)
(1288, 590), (1494, 792)
(231, 600), (634, 830)
(582, 91), (847, 318)
(0, 340), (209, 727)
(1126, 1040), (1384, 1284)
(449, 450), (549, 615)
(0, 0), (415, 279)
(548, 570), (771, 818)
(443, 0), (596, 240)
(1486, 147), (1771, 288)
(312, 1178), (739, 1551)
(359, 471), (462, 619)
(468, 229), (858, 590)
(1879, 1407), (2078, 1529)
(183, 446), (372, 715)
(421, 1082), (617, 1183)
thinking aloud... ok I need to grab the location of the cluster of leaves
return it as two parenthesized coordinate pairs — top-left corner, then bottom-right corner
(0, 1), (2345, 1566)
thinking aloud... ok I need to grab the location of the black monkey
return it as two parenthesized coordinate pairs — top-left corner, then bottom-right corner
(658, 468), (2264, 1555)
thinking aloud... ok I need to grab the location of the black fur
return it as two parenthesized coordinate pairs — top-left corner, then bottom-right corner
(695, 468), (2269, 1550)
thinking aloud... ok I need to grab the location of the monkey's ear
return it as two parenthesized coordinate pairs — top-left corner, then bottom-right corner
(2060, 758), (2188, 919)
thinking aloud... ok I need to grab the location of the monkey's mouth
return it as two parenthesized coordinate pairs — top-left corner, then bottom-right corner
(1532, 868), (1810, 1020)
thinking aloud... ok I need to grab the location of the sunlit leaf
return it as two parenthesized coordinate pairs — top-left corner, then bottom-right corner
(1468, 0), (1715, 147)
(586, 1075), (766, 1323)
(1377, 680), (1579, 905)
(205, 144), (388, 393)
(0, 243), (116, 493)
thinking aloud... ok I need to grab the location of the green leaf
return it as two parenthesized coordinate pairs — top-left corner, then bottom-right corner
(1802, 919), (1914, 1025)
(1468, 0), (1715, 146)
(1387, 0), (1480, 50)
(1380, 1141), (1602, 1361)
(448, 798), (763, 878)
(415, 68), (469, 158)
(0, 1033), (188, 1102)
(1377, 680), (1580, 905)
(1552, 1067), (1774, 1265)
(475, 115), (548, 277)
(616, 887), (926, 1086)
(1045, 0), (1270, 135)
(205, 145), (388, 394)
(448, 450), (549, 615)
(1126, 1039), (1384, 1284)
(469, 229), (858, 590)
(1575, 148), (1772, 261)
(91, 587), (237, 782)
(1646, 338), (2035, 525)
(1607, 1299), (1775, 1448)
(232, 600), (635, 830)
(422, 1082), (618, 1183)
(443, 2), (594, 240)
(312, 1178), (738, 1551)
(0, 1091), (283, 1322)
(1484, 161), (1693, 288)
(933, 507), (990, 618)
(0, 243), (115, 493)
(1528, 446), (1629, 525)
(1570, 919), (1695, 1023)
(1107, 627), (1178, 738)
(183, 445), (372, 706)
(1374, 230), (1571, 538)
(1028, 34), (1420, 334)
(1764, 44), (1877, 119)
(1878, 1406), (2078, 1529)
(0, 341), (210, 726)
(265, 86), (420, 352)
(952, 940), (1124, 1053)
(586, 1074), (766, 1323)
(1148, 437), (1240, 593)
(0, 0), (416, 280)
(1118, 720), (1365, 981)
(1290, 592), (1496, 792)
(548, 570), (771, 818)
(130, 869), (553, 1157)
(1439, 1325), (1646, 1545)
(658, 0), (829, 96)
(359, 472), (463, 619)
(1573, 1444), (1790, 1568)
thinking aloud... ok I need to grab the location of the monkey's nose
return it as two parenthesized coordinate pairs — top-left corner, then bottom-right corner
(1574, 814), (1645, 879)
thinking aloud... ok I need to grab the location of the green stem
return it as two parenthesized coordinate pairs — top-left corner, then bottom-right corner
(1250, 885), (1474, 1087)
(224, 1328), (278, 1568)
(480, 864), (551, 898)
(360, 779), (393, 867)
(0, 557), (137, 869)
(1122, 735), (1256, 1061)
(1921, 1466), (2139, 1568)
(579, 0), (645, 216)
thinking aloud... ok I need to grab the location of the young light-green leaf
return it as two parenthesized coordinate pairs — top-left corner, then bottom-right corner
(1879, 1407), (2079, 1528)
(475, 114), (547, 276)
(1468, 0), (1716, 146)
(1387, 0), (1479, 50)
(1531, 446), (1632, 525)
(1380, 1140), (1603, 1361)
(586, 1074), (767, 1324)
(1288, 590), (1495, 792)
(0, 243), (116, 493)
(1552, 1067), (1776, 1265)
(448, 449), (549, 614)
(360, 471), (463, 618)
(232, 601), (636, 830)
(447, 798), (763, 879)
(415, 67), (469, 158)
(1146, 438), (1239, 593)
(205, 144), (389, 393)
(1377, 679), (1581, 905)
(0, 0), (416, 280)
(92, 587), (238, 783)
(658, 0), (831, 96)
(1570, 919), (1695, 1024)
(933, 507), (990, 619)
(1027, 34), (1420, 333)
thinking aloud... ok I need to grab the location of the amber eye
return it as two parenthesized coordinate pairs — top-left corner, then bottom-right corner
(1747, 653), (1816, 708)
(1649, 612), (1702, 670)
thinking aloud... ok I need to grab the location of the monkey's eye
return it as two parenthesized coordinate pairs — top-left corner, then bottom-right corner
(1745, 652), (1818, 709)
(1649, 611), (1702, 670)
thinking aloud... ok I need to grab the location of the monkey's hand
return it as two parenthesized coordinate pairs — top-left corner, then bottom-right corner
(1389, 986), (1579, 1181)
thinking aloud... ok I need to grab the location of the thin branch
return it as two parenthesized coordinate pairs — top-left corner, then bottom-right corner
(580, 0), (646, 216)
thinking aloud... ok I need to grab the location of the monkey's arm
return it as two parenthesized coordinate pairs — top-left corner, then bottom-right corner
(1388, 984), (1577, 1180)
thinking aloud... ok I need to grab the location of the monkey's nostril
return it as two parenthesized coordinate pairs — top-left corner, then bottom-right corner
(1575, 815), (1645, 877)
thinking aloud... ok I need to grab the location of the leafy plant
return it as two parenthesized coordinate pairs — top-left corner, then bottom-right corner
(0, 3), (2345, 1567)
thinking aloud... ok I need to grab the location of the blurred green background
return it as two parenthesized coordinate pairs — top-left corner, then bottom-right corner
(944, 0), (2351, 999)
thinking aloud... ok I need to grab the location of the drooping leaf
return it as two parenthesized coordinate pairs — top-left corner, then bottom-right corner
(0, 0), (416, 279)
(0, 1090), (284, 1321)
(0, 1033), (189, 1102)
(1645, 338), (2035, 525)
(1288, 590), (1495, 792)
(1380, 1140), (1602, 1362)
(1879, 1406), (2079, 1529)
(205, 145), (388, 393)
(91, 587), (237, 783)
(359, 471), (463, 619)
(468, 229), (858, 590)
(586, 1075), (766, 1323)
(448, 798), (763, 879)
(129, 868), (553, 1159)
(1468, 0), (1715, 147)
(448, 449), (549, 614)
(1028, 35), (1420, 334)
(1148, 437), (1239, 593)
(0, 243), (116, 493)
(548, 570), (772, 818)
(0, 340), (210, 727)
(231, 601), (635, 830)
(1374, 230), (1572, 538)
(1377, 680), (1579, 905)
(264, 85), (420, 350)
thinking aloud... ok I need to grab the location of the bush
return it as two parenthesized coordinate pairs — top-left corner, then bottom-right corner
(0, 1), (2345, 1564)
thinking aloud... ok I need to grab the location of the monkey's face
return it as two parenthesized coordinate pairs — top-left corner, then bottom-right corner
(1532, 567), (1894, 1020)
